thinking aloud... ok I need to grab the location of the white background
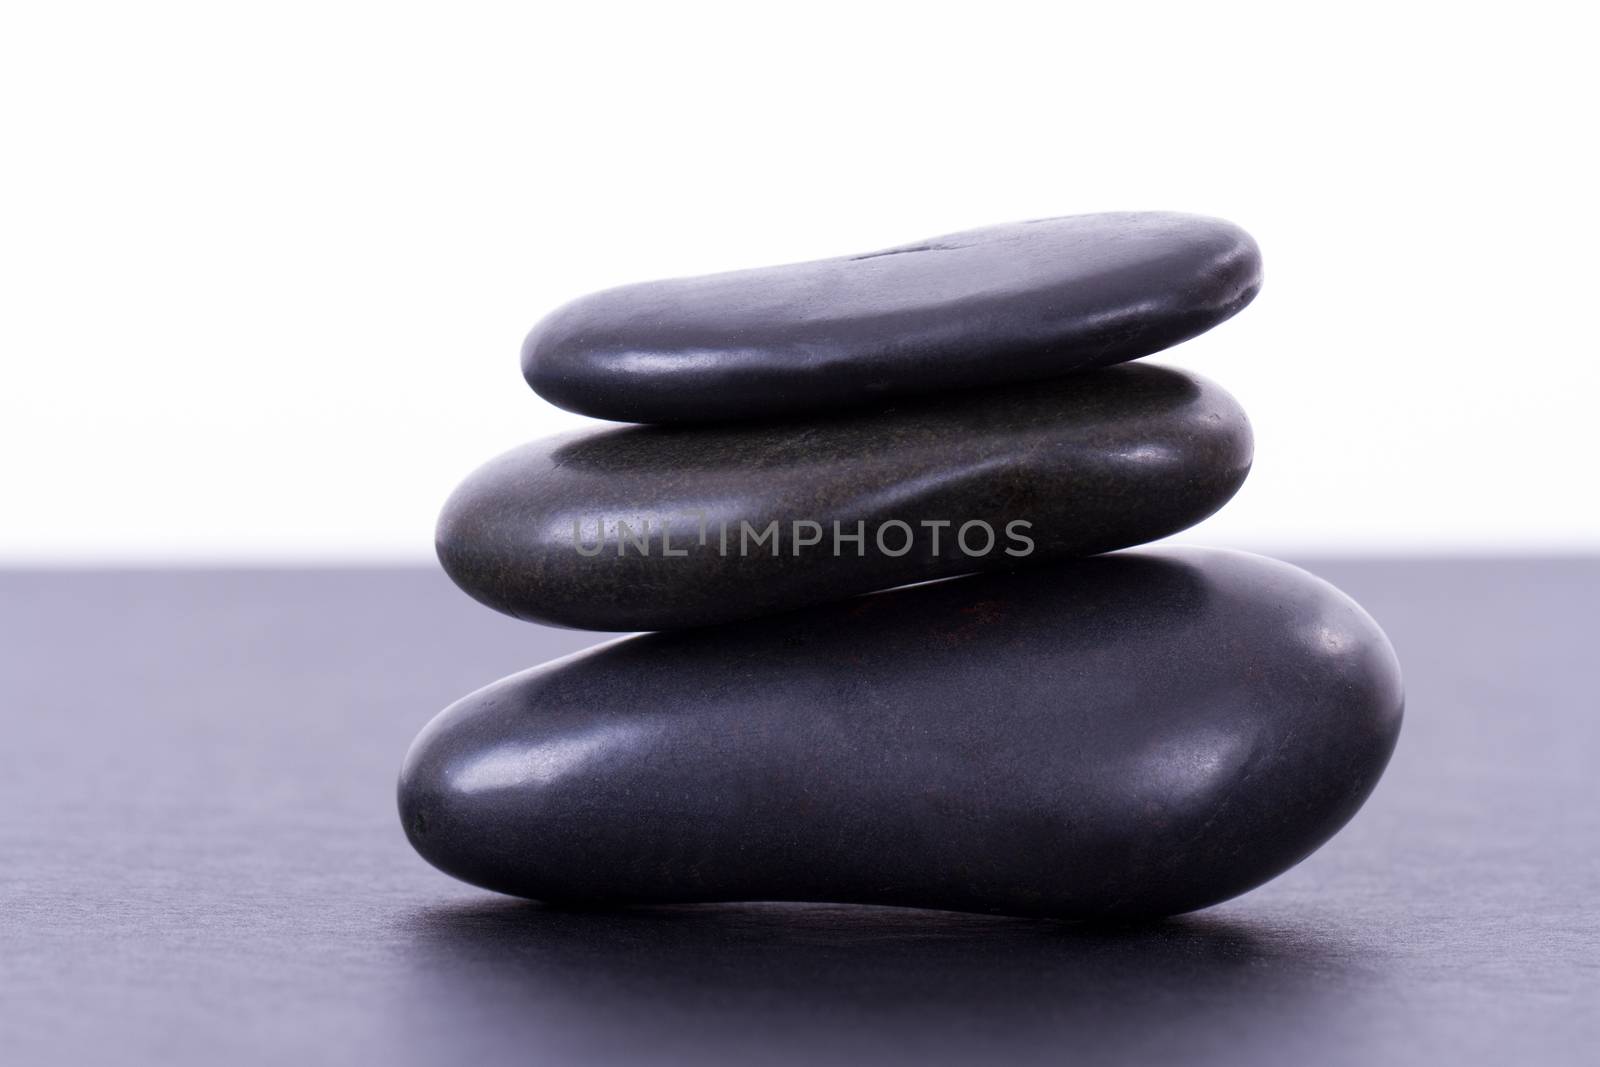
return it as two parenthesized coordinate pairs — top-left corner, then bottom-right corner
(2, 2), (1595, 563)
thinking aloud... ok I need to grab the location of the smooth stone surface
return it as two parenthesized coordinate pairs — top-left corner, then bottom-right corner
(399, 548), (1404, 920)
(437, 363), (1251, 631)
(523, 211), (1262, 423)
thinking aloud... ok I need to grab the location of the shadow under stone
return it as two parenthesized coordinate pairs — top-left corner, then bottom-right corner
(388, 898), (1380, 1066)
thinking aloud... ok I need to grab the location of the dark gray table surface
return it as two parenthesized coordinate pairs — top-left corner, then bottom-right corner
(2, 559), (1596, 1065)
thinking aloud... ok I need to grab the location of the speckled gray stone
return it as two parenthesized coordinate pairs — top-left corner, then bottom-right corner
(398, 547), (1404, 919)
(436, 363), (1252, 631)
(523, 212), (1262, 423)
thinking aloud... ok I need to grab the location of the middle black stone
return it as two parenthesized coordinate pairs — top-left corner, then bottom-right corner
(436, 362), (1252, 631)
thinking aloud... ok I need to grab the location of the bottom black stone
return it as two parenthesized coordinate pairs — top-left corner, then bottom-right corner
(398, 547), (1403, 919)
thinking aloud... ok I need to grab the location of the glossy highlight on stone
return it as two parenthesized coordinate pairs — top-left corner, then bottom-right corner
(398, 548), (1404, 919)
(523, 212), (1262, 423)
(436, 364), (1252, 631)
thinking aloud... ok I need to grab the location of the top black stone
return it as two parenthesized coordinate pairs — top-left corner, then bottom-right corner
(522, 211), (1261, 424)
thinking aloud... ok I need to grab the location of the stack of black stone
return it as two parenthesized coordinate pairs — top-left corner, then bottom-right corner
(401, 212), (1404, 919)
